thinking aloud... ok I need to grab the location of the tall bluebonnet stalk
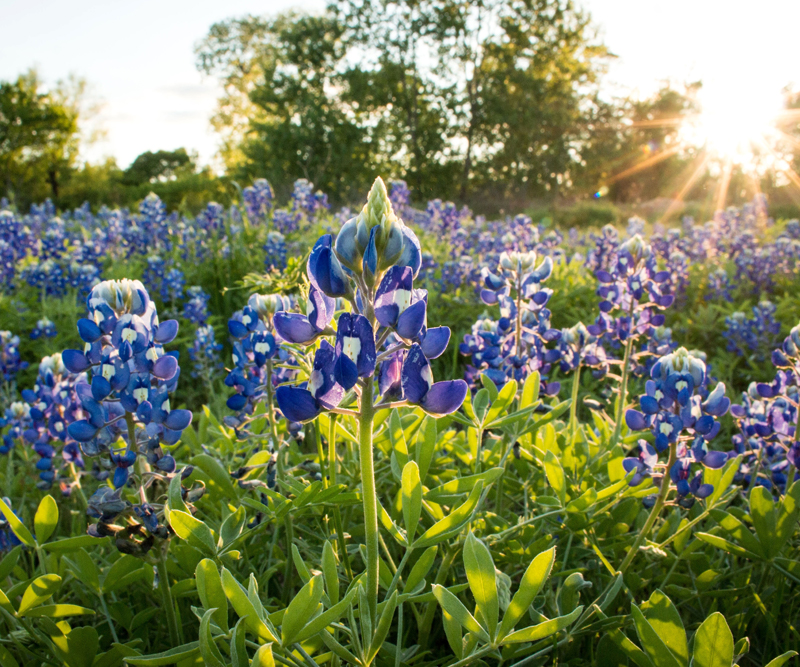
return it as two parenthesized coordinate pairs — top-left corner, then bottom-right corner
(461, 250), (561, 395)
(270, 177), (466, 625)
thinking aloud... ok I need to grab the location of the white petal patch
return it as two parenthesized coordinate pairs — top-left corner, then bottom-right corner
(255, 342), (271, 355)
(102, 364), (116, 380)
(420, 364), (434, 389)
(308, 369), (323, 396)
(393, 289), (412, 314)
(122, 328), (137, 344)
(343, 336), (362, 363)
(134, 387), (148, 403)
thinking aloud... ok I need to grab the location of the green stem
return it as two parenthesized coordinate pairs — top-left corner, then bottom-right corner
(515, 274), (523, 356)
(156, 550), (180, 648)
(358, 379), (379, 624)
(329, 415), (353, 580)
(420, 546), (459, 649)
(569, 363), (582, 438)
(69, 463), (88, 512)
(611, 301), (636, 447)
(618, 440), (677, 574)
(99, 592), (119, 643)
(266, 361), (280, 449)
(385, 548), (413, 600)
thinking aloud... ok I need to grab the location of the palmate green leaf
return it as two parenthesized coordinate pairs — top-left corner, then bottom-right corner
(483, 379), (517, 425)
(414, 482), (484, 548)
(404, 546), (438, 593)
(425, 467), (504, 502)
(502, 605), (583, 645)
(463, 532), (499, 639)
(34, 495), (58, 544)
(388, 408), (409, 467)
(402, 460), (423, 538)
(497, 546), (555, 640)
(196, 559), (228, 632)
(169, 509), (216, 557)
(432, 584), (490, 643)
(0, 497), (34, 547)
(281, 574), (324, 646)
(748, 486), (777, 558)
(690, 612), (733, 667)
(640, 590), (688, 667)
(631, 604), (682, 667)
(18, 574), (61, 615)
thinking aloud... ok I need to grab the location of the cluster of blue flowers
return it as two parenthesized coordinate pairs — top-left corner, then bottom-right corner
(460, 250), (561, 394)
(723, 301), (782, 362)
(624, 347), (731, 506)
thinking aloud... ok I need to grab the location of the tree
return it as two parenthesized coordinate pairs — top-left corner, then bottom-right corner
(0, 70), (81, 206)
(122, 148), (196, 185)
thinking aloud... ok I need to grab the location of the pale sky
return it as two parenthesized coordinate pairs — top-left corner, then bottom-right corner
(1, 0), (797, 169)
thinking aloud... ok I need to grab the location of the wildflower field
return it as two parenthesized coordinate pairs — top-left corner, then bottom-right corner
(1, 176), (800, 667)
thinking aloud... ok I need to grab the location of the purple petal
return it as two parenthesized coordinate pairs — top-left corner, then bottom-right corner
(274, 313), (319, 344)
(401, 344), (433, 404)
(77, 318), (102, 343)
(164, 409), (192, 431)
(703, 451), (727, 469)
(422, 380), (468, 416)
(155, 320), (179, 344)
(62, 349), (90, 373)
(396, 299), (426, 340)
(68, 420), (99, 442)
(276, 386), (321, 423)
(152, 355), (178, 381)
(626, 409), (648, 431)
(421, 327), (450, 359)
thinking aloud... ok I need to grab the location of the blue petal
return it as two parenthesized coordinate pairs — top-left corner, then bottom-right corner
(401, 344), (432, 404)
(227, 394), (248, 411)
(62, 349), (90, 373)
(77, 318), (102, 343)
(276, 386), (321, 423)
(396, 299), (426, 340)
(625, 409), (648, 431)
(68, 420), (99, 442)
(703, 451), (727, 469)
(155, 320), (179, 344)
(152, 355), (178, 381)
(421, 380), (468, 416)
(420, 327), (450, 359)
(274, 313), (319, 344)
(164, 409), (192, 431)
(91, 376), (112, 401)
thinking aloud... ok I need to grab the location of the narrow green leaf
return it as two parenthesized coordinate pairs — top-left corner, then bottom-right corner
(432, 584), (490, 643)
(774, 481), (800, 555)
(480, 373), (499, 401)
(607, 628), (656, 667)
(544, 450), (567, 505)
(749, 486), (777, 558)
(63, 549), (101, 595)
(368, 590), (398, 663)
(18, 574), (62, 615)
(34, 495), (58, 544)
(20, 604), (95, 618)
(124, 642), (201, 665)
(253, 644), (276, 667)
(196, 559), (228, 632)
(484, 380), (517, 425)
(230, 618), (249, 667)
(378, 502), (408, 546)
(425, 467), (504, 502)
(415, 416), (437, 482)
(498, 546), (555, 640)
(199, 608), (226, 667)
(281, 574), (324, 646)
(696, 532), (761, 560)
(402, 461), (423, 538)
(191, 453), (238, 499)
(463, 532), (498, 638)
(640, 590), (688, 667)
(321, 540), (339, 605)
(764, 651), (799, 667)
(691, 612), (733, 667)
(404, 546), (438, 593)
(631, 604), (682, 667)
(0, 497), (34, 547)
(521, 371), (541, 408)
(709, 510), (764, 558)
(0, 545), (21, 580)
(43, 535), (108, 553)
(414, 482), (483, 548)
(502, 605), (583, 644)
(221, 567), (278, 643)
(294, 587), (357, 644)
(169, 510), (216, 557)
(291, 544), (312, 583)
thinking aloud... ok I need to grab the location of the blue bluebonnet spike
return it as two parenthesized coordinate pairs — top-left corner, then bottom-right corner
(401, 344), (467, 416)
(276, 341), (343, 422)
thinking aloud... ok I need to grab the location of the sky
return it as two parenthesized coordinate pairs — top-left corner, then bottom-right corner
(1, 0), (798, 169)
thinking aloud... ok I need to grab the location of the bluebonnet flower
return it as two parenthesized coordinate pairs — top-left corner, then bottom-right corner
(275, 176), (466, 424)
(20, 353), (88, 490)
(705, 268), (733, 302)
(558, 322), (608, 379)
(190, 324), (223, 380)
(183, 286), (211, 325)
(142, 256), (166, 295)
(723, 301), (782, 362)
(264, 231), (288, 272)
(31, 317), (57, 340)
(1, 401), (31, 455)
(0, 331), (27, 384)
(625, 347), (730, 506)
(461, 250), (561, 394)
(160, 268), (185, 307)
(243, 179), (274, 224)
(61, 279), (191, 501)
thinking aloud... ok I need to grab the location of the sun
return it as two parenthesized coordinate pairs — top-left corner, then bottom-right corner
(679, 86), (785, 166)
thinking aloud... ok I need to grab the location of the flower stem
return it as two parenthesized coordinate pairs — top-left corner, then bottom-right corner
(358, 378), (379, 625)
(328, 415), (353, 580)
(156, 549), (181, 647)
(68, 463), (88, 511)
(618, 440), (677, 574)
(266, 360), (280, 450)
(569, 363), (582, 438)
(611, 302), (636, 447)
